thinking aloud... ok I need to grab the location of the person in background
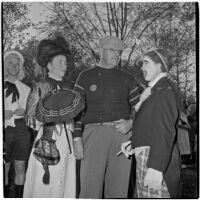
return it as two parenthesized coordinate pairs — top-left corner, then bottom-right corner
(177, 99), (191, 169)
(73, 36), (140, 198)
(4, 50), (31, 197)
(186, 95), (197, 164)
(23, 36), (84, 198)
(120, 48), (181, 198)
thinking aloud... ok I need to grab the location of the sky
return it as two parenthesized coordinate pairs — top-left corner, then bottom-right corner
(24, 2), (52, 38)
(22, 2), (137, 59)
(26, 2), (47, 24)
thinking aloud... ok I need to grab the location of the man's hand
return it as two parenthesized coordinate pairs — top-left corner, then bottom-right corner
(14, 107), (25, 116)
(73, 137), (84, 160)
(5, 110), (13, 120)
(114, 119), (133, 134)
(144, 168), (163, 190)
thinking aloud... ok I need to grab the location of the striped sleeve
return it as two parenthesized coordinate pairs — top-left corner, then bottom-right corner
(73, 113), (84, 138)
(73, 71), (86, 138)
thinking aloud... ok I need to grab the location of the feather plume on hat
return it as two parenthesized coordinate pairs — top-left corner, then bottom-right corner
(36, 36), (71, 68)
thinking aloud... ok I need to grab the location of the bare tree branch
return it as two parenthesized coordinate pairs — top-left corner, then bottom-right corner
(92, 3), (107, 35)
(57, 3), (99, 60)
(76, 3), (103, 37)
(109, 3), (118, 36)
(106, 3), (112, 36)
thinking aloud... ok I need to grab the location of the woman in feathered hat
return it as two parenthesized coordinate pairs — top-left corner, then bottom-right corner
(23, 36), (85, 198)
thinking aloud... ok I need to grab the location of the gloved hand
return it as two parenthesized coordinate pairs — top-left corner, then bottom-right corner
(120, 141), (134, 157)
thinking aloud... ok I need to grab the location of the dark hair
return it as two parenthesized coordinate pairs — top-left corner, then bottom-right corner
(36, 36), (71, 68)
(144, 49), (172, 72)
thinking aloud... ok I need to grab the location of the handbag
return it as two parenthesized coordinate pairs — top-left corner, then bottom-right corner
(33, 124), (60, 184)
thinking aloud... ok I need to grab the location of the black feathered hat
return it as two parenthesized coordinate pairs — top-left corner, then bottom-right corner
(36, 36), (71, 68)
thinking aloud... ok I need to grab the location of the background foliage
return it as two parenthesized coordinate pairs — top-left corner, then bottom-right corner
(2, 2), (196, 102)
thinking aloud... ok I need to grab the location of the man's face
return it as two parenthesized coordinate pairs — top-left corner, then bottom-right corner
(5, 54), (21, 77)
(102, 49), (122, 68)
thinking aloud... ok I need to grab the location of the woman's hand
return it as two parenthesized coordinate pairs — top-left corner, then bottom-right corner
(144, 168), (163, 190)
(25, 114), (36, 129)
(120, 141), (134, 157)
(73, 137), (84, 160)
(14, 107), (25, 116)
(5, 110), (13, 120)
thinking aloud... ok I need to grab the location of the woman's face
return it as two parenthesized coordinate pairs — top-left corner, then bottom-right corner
(141, 55), (161, 82)
(47, 55), (67, 79)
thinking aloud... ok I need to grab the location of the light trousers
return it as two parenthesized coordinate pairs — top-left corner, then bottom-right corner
(79, 124), (132, 198)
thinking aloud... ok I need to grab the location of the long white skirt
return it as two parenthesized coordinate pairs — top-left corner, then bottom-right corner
(23, 123), (76, 198)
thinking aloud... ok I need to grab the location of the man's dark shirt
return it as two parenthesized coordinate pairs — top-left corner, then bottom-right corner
(73, 66), (140, 137)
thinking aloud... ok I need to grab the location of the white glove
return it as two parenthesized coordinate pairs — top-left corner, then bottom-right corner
(120, 141), (134, 157)
(144, 168), (163, 190)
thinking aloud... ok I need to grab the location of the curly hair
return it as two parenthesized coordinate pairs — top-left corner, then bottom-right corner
(4, 50), (25, 81)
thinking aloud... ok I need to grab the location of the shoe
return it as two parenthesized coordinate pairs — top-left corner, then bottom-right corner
(15, 185), (24, 198)
(4, 185), (10, 198)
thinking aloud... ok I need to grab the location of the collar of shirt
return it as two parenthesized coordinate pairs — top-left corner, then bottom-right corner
(96, 64), (116, 71)
(48, 73), (62, 81)
(148, 73), (167, 88)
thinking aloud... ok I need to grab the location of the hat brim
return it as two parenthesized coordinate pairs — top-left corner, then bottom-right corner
(35, 89), (85, 123)
(36, 102), (84, 123)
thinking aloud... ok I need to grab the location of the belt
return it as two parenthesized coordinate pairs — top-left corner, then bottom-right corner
(89, 121), (116, 127)
(14, 118), (24, 122)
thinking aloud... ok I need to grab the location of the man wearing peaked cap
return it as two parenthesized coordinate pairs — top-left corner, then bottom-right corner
(73, 36), (141, 198)
(99, 36), (128, 50)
